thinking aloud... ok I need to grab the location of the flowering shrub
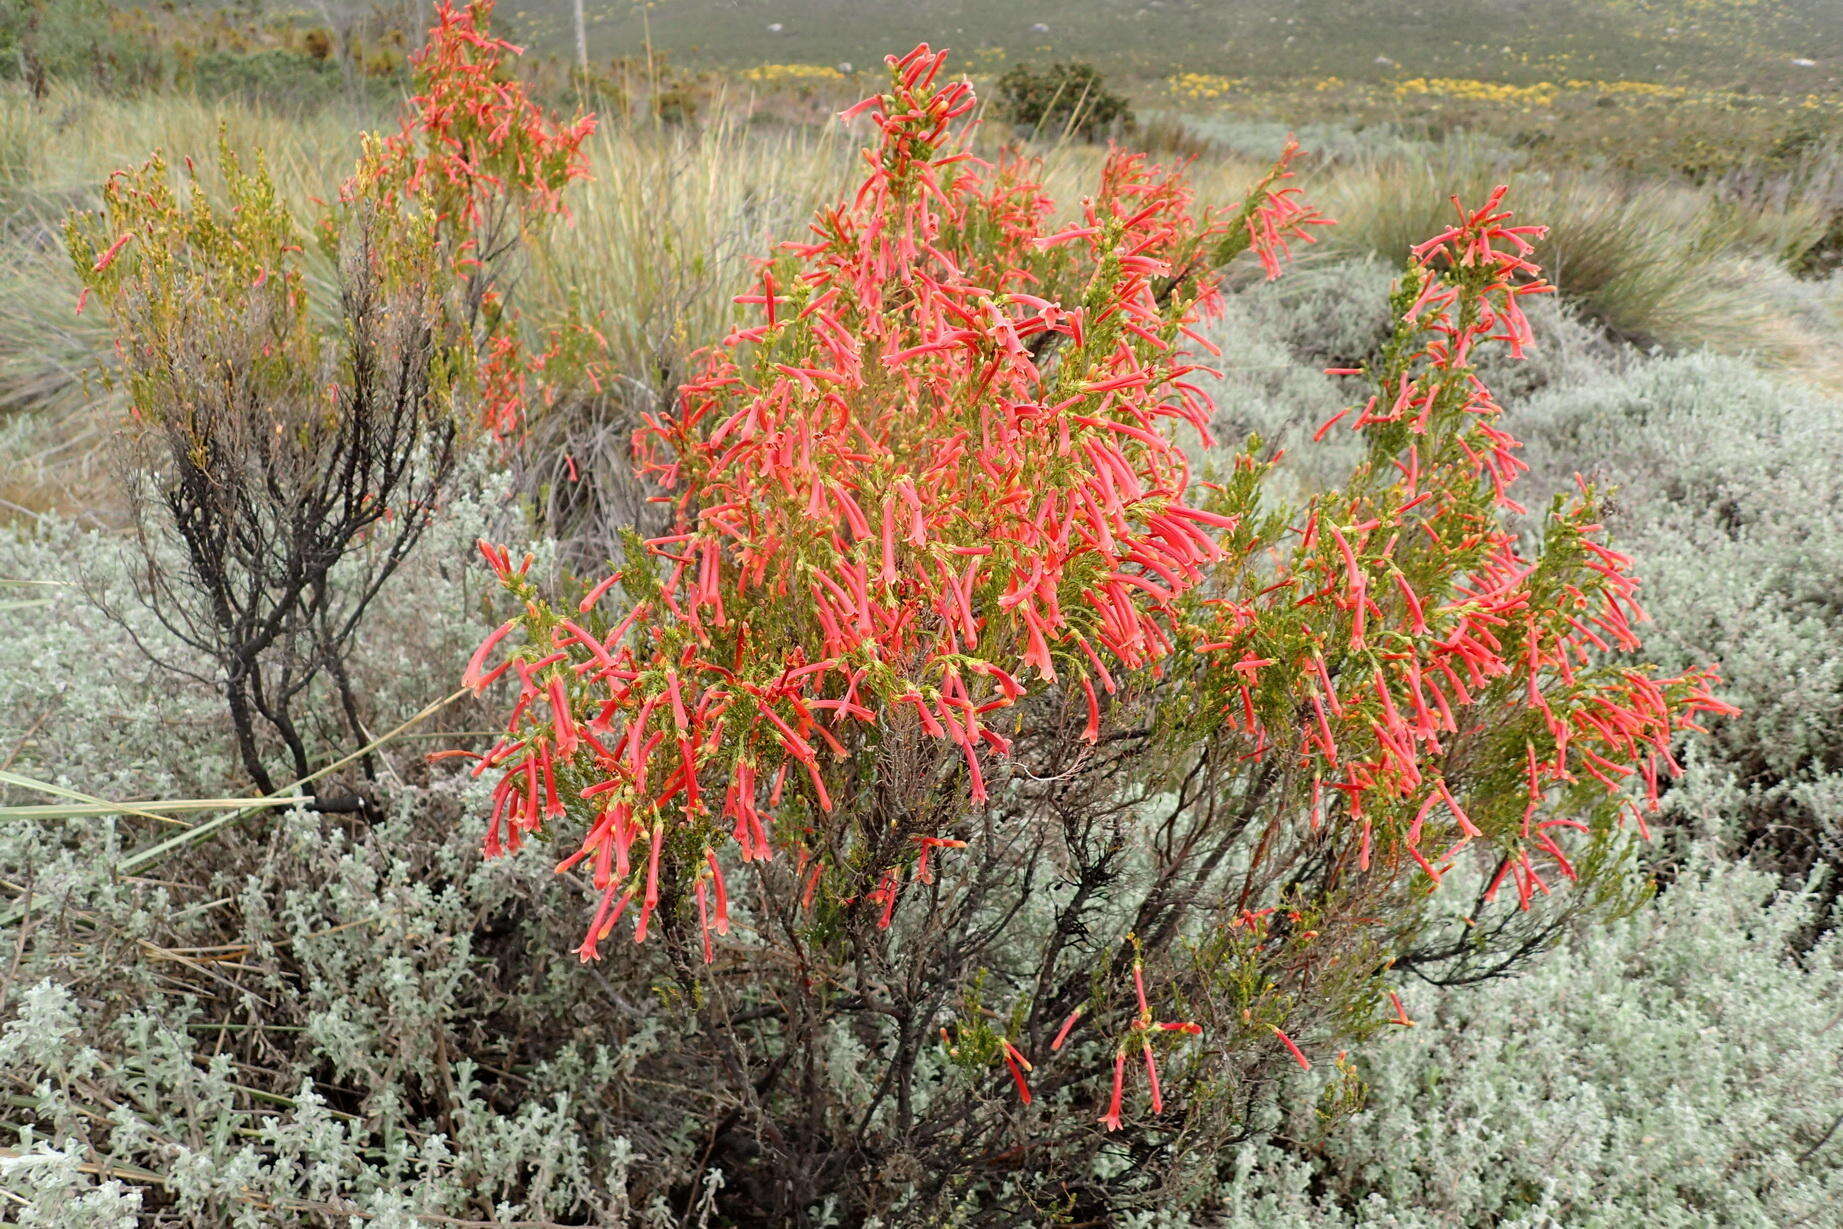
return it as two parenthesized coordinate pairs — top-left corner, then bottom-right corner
(458, 44), (1730, 1218)
(64, 0), (586, 795)
(344, 0), (596, 440)
(469, 45), (1327, 946)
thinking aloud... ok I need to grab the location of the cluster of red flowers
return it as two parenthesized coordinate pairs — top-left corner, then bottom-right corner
(460, 42), (1729, 1117)
(464, 44), (1327, 962)
(1238, 139), (1327, 280)
(1076, 956), (1206, 1129)
(353, 0), (592, 227)
(1176, 186), (1735, 914)
(343, 0), (594, 438)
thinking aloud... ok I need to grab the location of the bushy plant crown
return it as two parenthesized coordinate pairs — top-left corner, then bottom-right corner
(69, 0), (591, 445)
(61, 0), (589, 794)
(461, 44), (1731, 1130)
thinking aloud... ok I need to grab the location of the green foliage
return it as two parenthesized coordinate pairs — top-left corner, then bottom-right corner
(190, 47), (347, 105)
(651, 82), (699, 125)
(996, 60), (1133, 140)
(0, 0), (128, 92)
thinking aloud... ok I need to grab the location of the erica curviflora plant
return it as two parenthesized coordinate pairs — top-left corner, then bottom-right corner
(460, 45), (1730, 1220)
(67, 1), (588, 798)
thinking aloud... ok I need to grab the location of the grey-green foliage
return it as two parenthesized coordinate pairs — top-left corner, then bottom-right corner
(0, 518), (238, 801)
(0, 791), (687, 1226)
(1196, 276), (1354, 475)
(0, 474), (708, 1225)
(1201, 851), (1843, 1228)
(0, 459), (517, 800)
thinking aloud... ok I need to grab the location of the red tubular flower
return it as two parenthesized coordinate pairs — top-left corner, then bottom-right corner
(1001, 1040), (1034, 1106)
(1240, 139), (1332, 279)
(1051, 1006), (1084, 1051)
(694, 879), (714, 964)
(1143, 1038), (1164, 1115)
(463, 618), (519, 691)
(705, 848), (730, 935)
(1194, 183), (1731, 932)
(91, 232), (134, 273)
(1387, 992), (1416, 1028)
(578, 571), (623, 613)
(1099, 1048), (1127, 1132)
(1273, 1025), (1312, 1071)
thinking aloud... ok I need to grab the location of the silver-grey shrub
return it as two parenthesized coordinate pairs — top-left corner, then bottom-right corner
(0, 483), (710, 1225)
(1205, 850), (1843, 1228)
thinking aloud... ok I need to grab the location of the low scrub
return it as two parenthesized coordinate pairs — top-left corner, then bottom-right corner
(1210, 850), (1843, 1226)
(996, 60), (1135, 141)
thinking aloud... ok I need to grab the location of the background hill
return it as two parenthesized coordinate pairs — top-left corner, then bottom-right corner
(505, 0), (1843, 92)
